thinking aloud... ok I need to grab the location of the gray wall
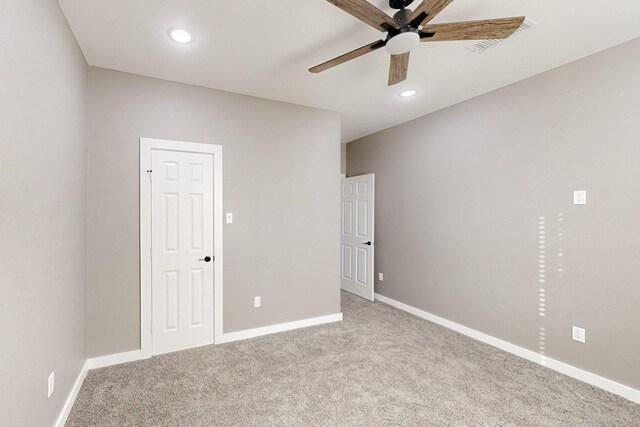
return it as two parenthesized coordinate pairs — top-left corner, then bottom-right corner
(348, 38), (640, 390)
(0, 0), (87, 425)
(86, 68), (341, 357)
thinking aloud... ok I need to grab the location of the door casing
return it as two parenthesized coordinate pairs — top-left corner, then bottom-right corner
(140, 137), (224, 357)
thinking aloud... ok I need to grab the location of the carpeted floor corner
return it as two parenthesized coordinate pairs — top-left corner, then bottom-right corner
(67, 291), (640, 426)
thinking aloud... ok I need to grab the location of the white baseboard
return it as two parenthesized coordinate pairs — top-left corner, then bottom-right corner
(54, 360), (89, 427)
(86, 349), (148, 370)
(84, 313), (344, 369)
(217, 312), (343, 344)
(374, 293), (640, 404)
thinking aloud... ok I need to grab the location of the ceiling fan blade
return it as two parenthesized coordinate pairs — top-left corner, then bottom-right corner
(309, 40), (386, 73)
(421, 16), (525, 41)
(388, 52), (410, 86)
(327, 0), (398, 32)
(408, 0), (454, 27)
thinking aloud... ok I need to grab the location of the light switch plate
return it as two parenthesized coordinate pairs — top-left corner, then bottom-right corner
(226, 213), (233, 224)
(378, 273), (384, 281)
(254, 296), (261, 308)
(573, 190), (587, 205)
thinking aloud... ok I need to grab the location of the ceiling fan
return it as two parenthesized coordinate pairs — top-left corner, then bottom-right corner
(309, 0), (525, 86)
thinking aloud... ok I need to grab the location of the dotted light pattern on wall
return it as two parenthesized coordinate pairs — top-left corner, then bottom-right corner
(538, 216), (547, 362)
(537, 212), (566, 364)
(557, 213), (565, 278)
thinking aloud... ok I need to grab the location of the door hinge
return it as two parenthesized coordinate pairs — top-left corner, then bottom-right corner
(150, 247), (152, 258)
(150, 324), (153, 334)
(146, 169), (152, 181)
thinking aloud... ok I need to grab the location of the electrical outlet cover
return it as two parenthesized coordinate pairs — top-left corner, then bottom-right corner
(573, 190), (587, 205)
(572, 326), (586, 343)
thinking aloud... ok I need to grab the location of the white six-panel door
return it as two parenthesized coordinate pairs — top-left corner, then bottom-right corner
(151, 149), (214, 355)
(341, 174), (375, 301)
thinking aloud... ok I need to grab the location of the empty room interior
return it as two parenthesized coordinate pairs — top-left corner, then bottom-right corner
(3, 0), (640, 425)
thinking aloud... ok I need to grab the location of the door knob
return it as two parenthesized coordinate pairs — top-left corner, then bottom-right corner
(199, 256), (212, 262)
(361, 241), (372, 246)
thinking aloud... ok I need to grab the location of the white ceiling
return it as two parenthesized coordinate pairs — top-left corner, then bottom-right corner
(58, 0), (640, 142)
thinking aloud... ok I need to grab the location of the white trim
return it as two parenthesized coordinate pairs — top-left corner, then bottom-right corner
(217, 313), (343, 344)
(140, 138), (224, 354)
(86, 349), (148, 370)
(54, 360), (88, 427)
(374, 293), (640, 404)
(81, 313), (342, 367)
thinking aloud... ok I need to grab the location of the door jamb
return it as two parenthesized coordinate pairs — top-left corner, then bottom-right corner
(140, 137), (224, 357)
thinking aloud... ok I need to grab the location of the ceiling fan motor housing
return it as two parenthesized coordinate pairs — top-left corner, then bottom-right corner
(389, 0), (414, 10)
(392, 8), (413, 26)
(386, 6), (421, 55)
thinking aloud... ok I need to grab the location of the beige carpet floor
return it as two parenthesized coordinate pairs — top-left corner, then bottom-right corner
(67, 291), (640, 426)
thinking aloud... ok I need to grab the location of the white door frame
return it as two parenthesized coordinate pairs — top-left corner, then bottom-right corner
(140, 137), (224, 357)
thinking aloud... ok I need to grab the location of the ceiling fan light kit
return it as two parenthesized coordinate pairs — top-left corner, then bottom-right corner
(385, 30), (419, 55)
(310, 0), (525, 87)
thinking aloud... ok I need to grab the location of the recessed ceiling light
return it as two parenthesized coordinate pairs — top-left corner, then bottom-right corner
(399, 90), (417, 98)
(169, 28), (193, 43)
